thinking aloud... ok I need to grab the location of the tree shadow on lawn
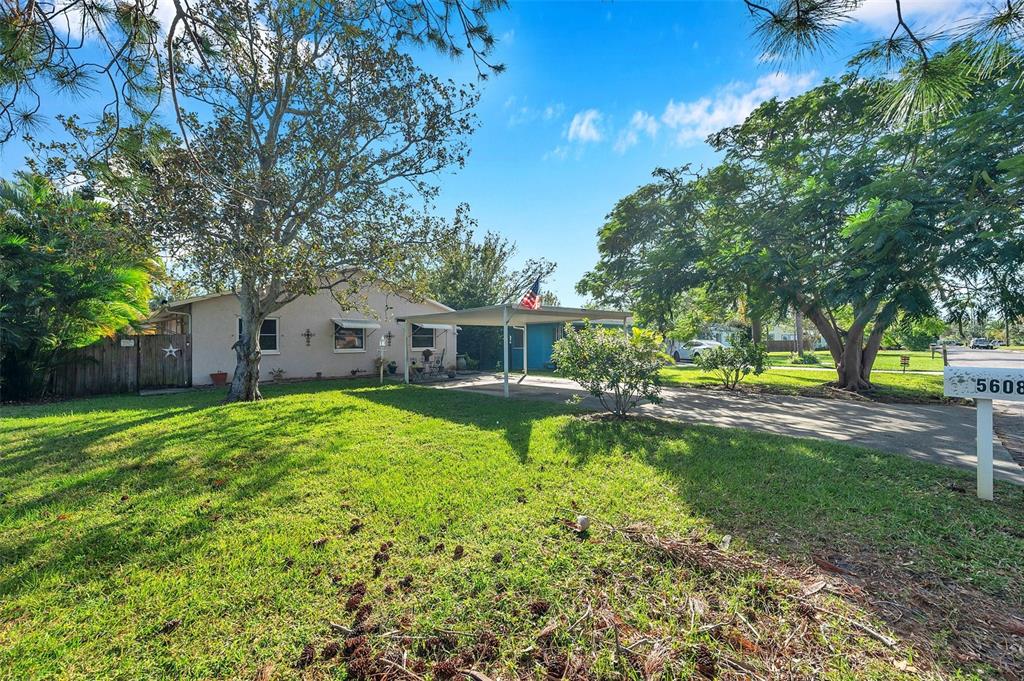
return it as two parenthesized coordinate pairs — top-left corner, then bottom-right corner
(0, 379), (552, 600)
(557, 416), (1024, 674)
(349, 383), (570, 463)
(0, 388), (359, 596)
(558, 416), (1024, 592)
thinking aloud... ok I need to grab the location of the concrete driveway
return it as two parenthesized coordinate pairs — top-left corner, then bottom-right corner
(437, 373), (1024, 485)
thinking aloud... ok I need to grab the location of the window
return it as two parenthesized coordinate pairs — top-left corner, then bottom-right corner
(238, 317), (279, 353)
(411, 325), (435, 349)
(334, 324), (365, 352)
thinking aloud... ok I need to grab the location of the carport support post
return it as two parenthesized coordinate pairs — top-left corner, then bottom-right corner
(977, 398), (994, 501)
(502, 305), (510, 398)
(403, 321), (410, 384)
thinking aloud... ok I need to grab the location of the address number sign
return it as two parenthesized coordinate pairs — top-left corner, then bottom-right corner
(944, 367), (1024, 403)
(944, 366), (1024, 501)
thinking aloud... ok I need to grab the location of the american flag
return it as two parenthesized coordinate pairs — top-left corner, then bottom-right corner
(519, 276), (542, 309)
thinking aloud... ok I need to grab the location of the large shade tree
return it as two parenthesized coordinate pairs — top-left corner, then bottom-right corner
(582, 54), (1024, 391)
(78, 0), (486, 402)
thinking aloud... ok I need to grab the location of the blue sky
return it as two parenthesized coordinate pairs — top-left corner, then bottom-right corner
(1, 0), (981, 305)
(424, 0), (983, 305)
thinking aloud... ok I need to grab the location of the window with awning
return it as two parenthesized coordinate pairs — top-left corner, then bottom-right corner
(411, 324), (435, 349)
(332, 319), (379, 352)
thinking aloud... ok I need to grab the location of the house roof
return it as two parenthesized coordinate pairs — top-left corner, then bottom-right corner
(398, 304), (631, 328)
(156, 289), (454, 313)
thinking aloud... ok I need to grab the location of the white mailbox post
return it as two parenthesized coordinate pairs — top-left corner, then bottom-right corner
(943, 367), (1024, 500)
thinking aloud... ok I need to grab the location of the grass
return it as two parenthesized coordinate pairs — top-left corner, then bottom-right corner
(662, 365), (947, 402)
(768, 350), (945, 373)
(2, 381), (1022, 679)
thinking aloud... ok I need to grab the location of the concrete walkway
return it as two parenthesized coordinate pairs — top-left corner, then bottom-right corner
(435, 374), (1024, 485)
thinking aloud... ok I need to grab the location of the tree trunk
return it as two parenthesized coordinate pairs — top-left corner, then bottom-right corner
(861, 323), (886, 384)
(834, 303), (879, 391)
(803, 305), (843, 367)
(226, 298), (265, 402)
(751, 317), (762, 345)
(836, 338), (865, 390)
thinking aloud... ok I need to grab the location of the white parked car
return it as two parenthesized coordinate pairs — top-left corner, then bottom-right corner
(666, 339), (723, 362)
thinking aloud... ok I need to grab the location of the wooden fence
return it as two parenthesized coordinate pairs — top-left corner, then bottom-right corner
(49, 334), (192, 397)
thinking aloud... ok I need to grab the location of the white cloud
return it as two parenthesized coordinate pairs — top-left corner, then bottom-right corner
(543, 145), (570, 162)
(567, 109), (604, 143)
(506, 96), (564, 126)
(661, 71), (815, 145)
(542, 103), (565, 121)
(614, 110), (659, 153)
(851, 0), (984, 30)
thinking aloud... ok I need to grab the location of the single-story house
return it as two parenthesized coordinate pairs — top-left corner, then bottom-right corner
(147, 283), (458, 386)
(399, 304), (632, 397)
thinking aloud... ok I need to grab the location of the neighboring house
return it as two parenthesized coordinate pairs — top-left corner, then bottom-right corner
(147, 283), (457, 386)
(704, 324), (741, 345)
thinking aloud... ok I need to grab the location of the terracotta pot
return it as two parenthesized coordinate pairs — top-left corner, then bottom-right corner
(210, 371), (228, 386)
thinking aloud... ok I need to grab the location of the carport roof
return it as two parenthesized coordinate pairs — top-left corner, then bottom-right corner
(398, 304), (631, 327)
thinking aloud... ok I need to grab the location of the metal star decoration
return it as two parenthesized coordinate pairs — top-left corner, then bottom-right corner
(163, 343), (179, 358)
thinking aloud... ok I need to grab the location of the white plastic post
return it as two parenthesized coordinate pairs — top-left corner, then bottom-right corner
(403, 321), (410, 384)
(976, 398), (994, 501)
(502, 305), (509, 398)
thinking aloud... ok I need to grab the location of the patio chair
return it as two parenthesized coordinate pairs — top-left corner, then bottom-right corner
(426, 348), (446, 377)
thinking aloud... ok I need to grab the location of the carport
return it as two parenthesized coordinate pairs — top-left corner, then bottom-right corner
(398, 304), (632, 397)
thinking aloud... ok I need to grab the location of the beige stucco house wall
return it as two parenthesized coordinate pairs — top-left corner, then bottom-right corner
(151, 284), (457, 386)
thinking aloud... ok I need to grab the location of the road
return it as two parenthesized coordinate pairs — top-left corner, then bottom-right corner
(946, 346), (1024, 369)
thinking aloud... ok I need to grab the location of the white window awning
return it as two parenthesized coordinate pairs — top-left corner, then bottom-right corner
(414, 323), (459, 330)
(332, 318), (381, 330)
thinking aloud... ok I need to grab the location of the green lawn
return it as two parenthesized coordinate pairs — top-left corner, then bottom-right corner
(2, 382), (1021, 679)
(768, 350), (945, 372)
(663, 365), (947, 402)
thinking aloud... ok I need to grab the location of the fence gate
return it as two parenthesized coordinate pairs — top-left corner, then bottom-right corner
(138, 334), (192, 389)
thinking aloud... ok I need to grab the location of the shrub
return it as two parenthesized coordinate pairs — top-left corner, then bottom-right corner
(695, 336), (770, 389)
(551, 322), (667, 418)
(788, 352), (820, 365)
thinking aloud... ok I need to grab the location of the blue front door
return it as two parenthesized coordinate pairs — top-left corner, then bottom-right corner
(509, 327), (525, 371)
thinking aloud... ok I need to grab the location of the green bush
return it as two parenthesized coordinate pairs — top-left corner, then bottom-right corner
(551, 322), (667, 418)
(695, 336), (770, 389)
(788, 352), (820, 365)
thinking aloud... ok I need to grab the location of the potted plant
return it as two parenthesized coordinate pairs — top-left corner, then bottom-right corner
(269, 368), (285, 382)
(446, 365), (457, 379)
(422, 348), (433, 363)
(210, 370), (228, 386)
(386, 360), (398, 375)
